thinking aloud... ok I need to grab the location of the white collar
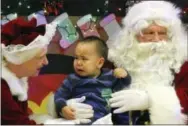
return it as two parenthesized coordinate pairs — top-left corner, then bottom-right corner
(2, 64), (28, 101)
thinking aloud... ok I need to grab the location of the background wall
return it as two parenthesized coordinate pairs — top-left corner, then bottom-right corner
(46, 15), (122, 56)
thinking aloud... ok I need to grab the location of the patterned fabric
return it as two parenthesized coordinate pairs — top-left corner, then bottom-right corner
(54, 68), (131, 123)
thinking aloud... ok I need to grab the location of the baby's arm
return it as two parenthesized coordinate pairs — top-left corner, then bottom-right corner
(61, 106), (75, 120)
(112, 68), (131, 92)
(54, 77), (75, 119)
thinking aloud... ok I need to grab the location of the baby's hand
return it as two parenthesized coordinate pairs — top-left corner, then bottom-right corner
(113, 68), (127, 78)
(61, 106), (75, 120)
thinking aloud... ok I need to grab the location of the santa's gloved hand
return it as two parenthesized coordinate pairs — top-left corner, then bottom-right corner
(66, 96), (94, 124)
(109, 89), (149, 113)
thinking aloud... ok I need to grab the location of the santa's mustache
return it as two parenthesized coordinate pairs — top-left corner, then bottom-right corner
(121, 40), (178, 72)
(136, 41), (175, 56)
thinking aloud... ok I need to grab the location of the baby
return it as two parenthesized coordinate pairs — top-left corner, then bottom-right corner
(54, 36), (131, 124)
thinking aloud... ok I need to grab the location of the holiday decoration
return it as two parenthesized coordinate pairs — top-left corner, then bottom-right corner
(44, 0), (63, 16)
(28, 10), (47, 26)
(53, 12), (79, 49)
(100, 13), (121, 39)
(77, 14), (100, 38)
(103, 0), (109, 16)
(1, 13), (17, 25)
(1, 0), (187, 24)
(182, 7), (188, 15)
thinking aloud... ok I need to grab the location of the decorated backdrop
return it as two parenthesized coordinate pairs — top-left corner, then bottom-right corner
(1, 0), (188, 115)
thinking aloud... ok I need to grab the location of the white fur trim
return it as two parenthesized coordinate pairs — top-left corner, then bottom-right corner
(1, 13), (17, 25)
(77, 14), (92, 26)
(1, 65), (28, 101)
(123, 1), (181, 31)
(146, 85), (186, 124)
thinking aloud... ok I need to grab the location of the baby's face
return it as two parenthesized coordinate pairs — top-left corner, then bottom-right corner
(74, 42), (103, 78)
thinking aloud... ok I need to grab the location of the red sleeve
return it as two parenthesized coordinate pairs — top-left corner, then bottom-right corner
(176, 78), (188, 114)
(174, 62), (188, 114)
(1, 79), (37, 125)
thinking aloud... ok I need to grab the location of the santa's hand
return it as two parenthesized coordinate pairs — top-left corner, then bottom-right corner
(109, 89), (149, 113)
(113, 68), (127, 78)
(66, 96), (94, 123)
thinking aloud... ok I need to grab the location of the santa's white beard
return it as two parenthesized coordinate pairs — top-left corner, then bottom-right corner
(112, 40), (178, 89)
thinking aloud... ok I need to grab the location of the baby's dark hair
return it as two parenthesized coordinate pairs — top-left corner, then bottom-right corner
(79, 36), (108, 60)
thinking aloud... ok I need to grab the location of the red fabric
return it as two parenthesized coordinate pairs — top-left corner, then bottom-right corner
(1, 79), (36, 125)
(1, 17), (45, 46)
(175, 61), (188, 115)
(28, 74), (67, 106)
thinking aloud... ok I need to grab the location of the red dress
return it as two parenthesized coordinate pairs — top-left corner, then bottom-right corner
(1, 79), (36, 125)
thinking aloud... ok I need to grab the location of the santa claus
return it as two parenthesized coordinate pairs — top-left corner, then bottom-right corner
(107, 1), (188, 124)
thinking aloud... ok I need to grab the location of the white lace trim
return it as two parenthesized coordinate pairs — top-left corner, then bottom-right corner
(2, 22), (57, 64)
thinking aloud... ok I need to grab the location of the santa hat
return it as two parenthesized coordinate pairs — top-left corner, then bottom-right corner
(122, 1), (182, 32)
(1, 17), (57, 64)
(1, 13), (18, 26)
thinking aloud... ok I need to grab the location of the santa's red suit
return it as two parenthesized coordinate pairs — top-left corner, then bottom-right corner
(175, 61), (188, 117)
